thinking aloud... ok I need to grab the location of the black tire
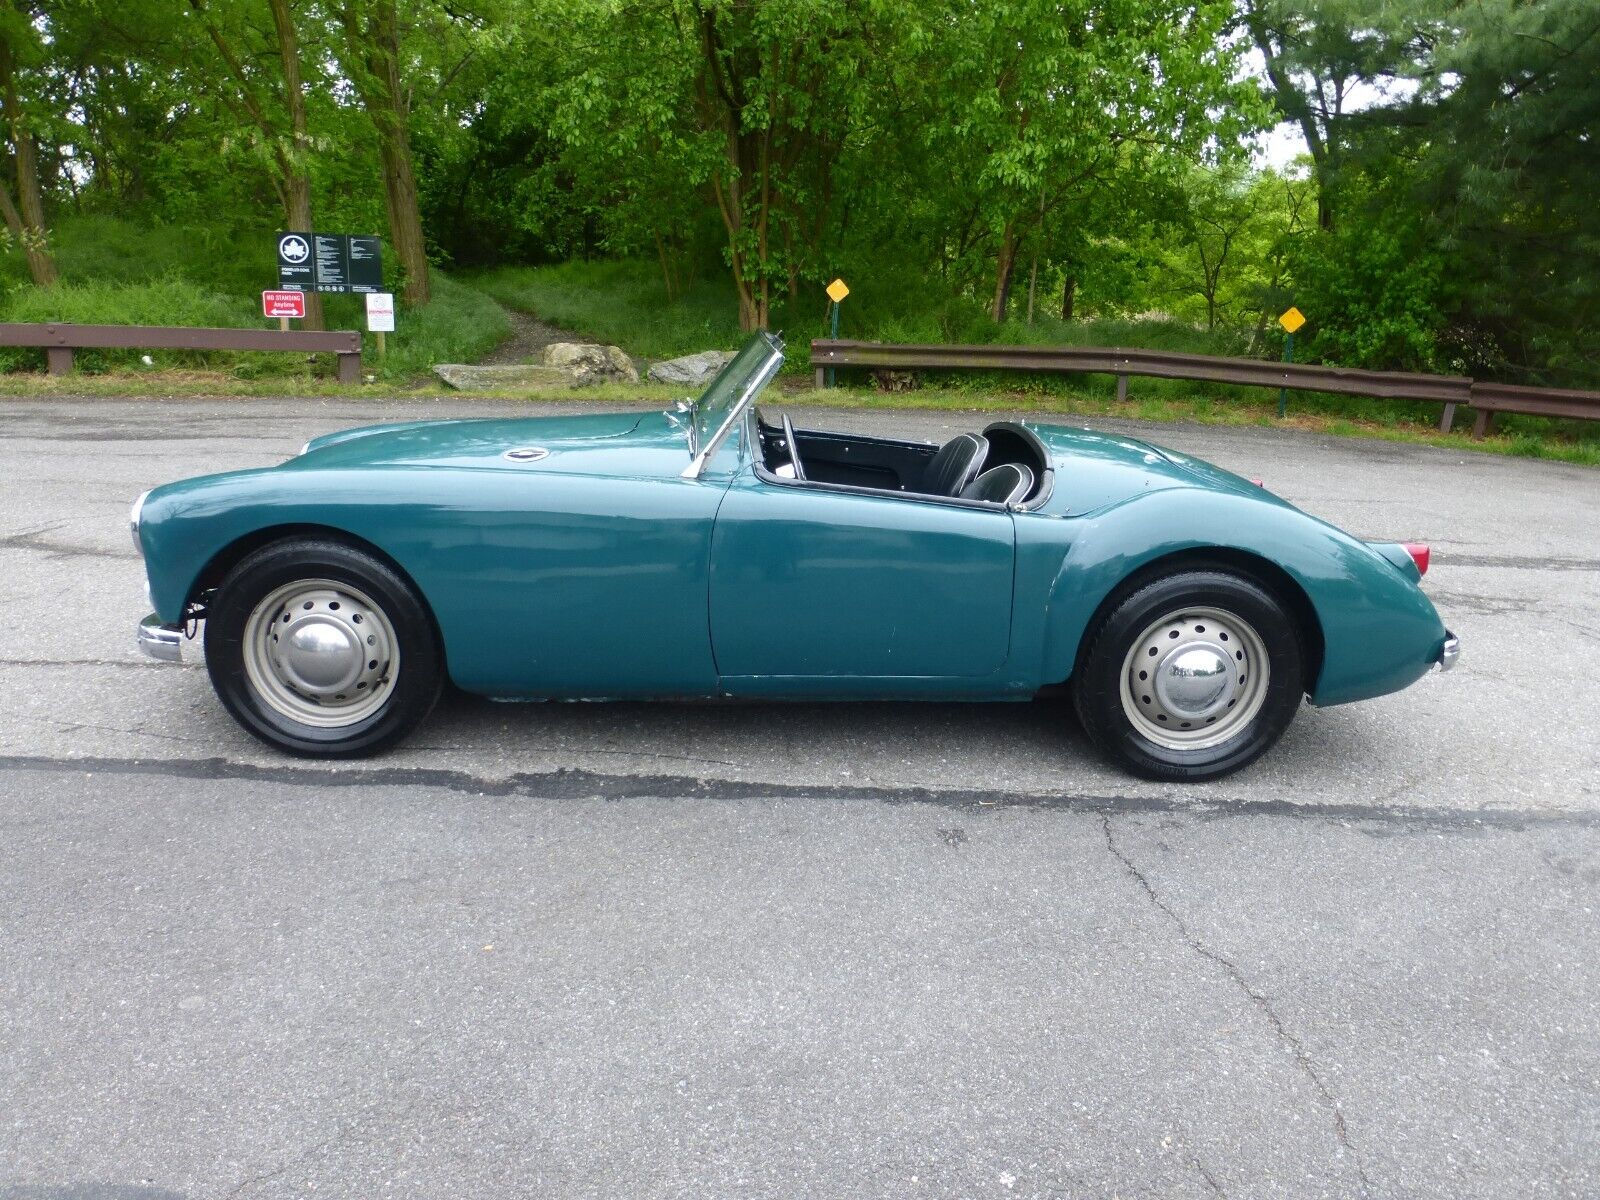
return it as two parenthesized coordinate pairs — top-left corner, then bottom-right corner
(204, 538), (443, 758)
(1072, 568), (1305, 782)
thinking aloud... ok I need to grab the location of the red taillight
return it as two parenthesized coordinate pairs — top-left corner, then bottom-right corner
(1403, 543), (1430, 575)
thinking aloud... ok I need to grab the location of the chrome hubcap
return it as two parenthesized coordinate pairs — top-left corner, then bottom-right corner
(1119, 606), (1270, 751)
(241, 579), (399, 728)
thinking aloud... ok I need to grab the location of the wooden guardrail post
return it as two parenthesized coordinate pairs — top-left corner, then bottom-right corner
(45, 347), (73, 376)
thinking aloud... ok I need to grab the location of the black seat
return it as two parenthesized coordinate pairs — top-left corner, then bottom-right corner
(960, 463), (1034, 506)
(921, 433), (988, 496)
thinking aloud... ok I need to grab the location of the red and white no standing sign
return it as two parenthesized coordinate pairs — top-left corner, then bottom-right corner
(262, 290), (306, 319)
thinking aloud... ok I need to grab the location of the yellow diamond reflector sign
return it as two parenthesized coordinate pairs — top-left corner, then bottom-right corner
(826, 278), (850, 304)
(1279, 306), (1306, 334)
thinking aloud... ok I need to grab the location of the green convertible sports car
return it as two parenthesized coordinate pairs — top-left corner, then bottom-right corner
(131, 332), (1457, 781)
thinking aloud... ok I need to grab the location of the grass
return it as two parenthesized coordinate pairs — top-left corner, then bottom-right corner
(471, 257), (1248, 370)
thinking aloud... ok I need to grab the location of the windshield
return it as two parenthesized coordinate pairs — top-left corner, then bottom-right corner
(684, 332), (784, 477)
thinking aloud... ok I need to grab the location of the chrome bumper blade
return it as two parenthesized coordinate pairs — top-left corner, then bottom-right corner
(137, 613), (183, 662)
(1437, 631), (1460, 672)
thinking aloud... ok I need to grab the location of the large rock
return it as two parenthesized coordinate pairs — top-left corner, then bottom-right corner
(647, 349), (737, 386)
(433, 363), (576, 390)
(540, 341), (639, 385)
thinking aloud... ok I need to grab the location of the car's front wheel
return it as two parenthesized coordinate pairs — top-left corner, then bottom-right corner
(1073, 569), (1306, 781)
(205, 538), (442, 757)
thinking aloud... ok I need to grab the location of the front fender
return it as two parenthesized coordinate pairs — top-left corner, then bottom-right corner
(1020, 488), (1446, 706)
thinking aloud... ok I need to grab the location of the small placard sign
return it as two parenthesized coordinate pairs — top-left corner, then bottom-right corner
(365, 291), (396, 333)
(262, 289), (306, 319)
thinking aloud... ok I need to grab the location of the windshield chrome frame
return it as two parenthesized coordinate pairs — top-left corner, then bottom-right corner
(679, 339), (784, 480)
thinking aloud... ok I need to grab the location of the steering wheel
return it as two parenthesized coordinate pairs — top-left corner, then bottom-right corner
(781, 413), (806, 481)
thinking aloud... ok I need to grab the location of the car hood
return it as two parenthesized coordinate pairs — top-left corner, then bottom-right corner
(290, 410), (694, 478)
(1021, 421), (1289, 516)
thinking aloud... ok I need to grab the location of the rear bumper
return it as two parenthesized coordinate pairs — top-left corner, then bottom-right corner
(1437, 631), (1460, 672)
(137, 613), (184, 662)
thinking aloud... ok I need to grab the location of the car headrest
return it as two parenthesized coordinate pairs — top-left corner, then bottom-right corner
(924, 433), (989, 496)
(960, 462), (1034, 506)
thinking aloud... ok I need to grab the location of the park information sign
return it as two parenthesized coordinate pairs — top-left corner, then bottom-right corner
(313, 234), (349, 292)
(276, 233), (314, 290)
(277, 233), (384, 294)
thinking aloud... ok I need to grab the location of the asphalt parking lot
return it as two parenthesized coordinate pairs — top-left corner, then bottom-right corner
(2, 393), (1597, 1198)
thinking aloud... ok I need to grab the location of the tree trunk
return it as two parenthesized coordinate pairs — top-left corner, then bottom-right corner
(268, 0), (323, 329)
(338, 0), (430, 306)
(991, 223), (1017, 323)
(653, 228), (677, 302)
(1026, 253), (1039, 324)
(1060, 275), (1077, 322)
(0, 37), (56, 287)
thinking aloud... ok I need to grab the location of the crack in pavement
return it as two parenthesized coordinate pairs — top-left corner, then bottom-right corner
(0, 522), (133, 561)
(0, 752), (1595, 831)
(1101, 814), (1373, 1197)
(1191, 1154), (1226, 1197)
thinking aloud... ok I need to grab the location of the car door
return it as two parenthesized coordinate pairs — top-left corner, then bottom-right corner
(708, 468), (1016, 687)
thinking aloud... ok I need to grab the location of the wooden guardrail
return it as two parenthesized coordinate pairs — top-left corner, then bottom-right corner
(811, 339), (1600, 438)
(0, 322), (363, 384)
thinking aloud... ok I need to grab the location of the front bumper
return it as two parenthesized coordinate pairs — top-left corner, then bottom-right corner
(137, 613), (184, 662)
(1437, 631), (1461, 672)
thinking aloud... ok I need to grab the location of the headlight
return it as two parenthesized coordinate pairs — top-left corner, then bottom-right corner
(129, 490), (149, 557)
(298, 440), (313, 456)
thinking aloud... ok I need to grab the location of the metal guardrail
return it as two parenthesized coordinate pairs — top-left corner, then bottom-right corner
(0, 322), (363, 384)
(811, 339), (1600, 438)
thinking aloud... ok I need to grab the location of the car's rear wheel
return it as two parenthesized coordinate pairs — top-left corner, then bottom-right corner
(1073, 569), (1305, 781)
(205, 538), (442, 757)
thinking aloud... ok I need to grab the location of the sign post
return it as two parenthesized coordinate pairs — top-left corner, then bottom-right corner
(1277, 306), (1305, 418)
(824, 278), (849, 388)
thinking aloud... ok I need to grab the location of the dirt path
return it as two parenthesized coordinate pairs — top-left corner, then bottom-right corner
(476, 306), (581, 365)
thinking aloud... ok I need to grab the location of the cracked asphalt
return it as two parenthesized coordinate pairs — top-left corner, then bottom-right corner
(2, 394), (1598, 1199)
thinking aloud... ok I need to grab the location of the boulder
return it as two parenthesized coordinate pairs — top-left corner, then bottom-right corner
(540, 341), (639, 385)
(433, 363), (576, 390)
(647, 349), (737, 387)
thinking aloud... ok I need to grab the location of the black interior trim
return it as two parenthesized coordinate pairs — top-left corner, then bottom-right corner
(746, 408), (1050, 511)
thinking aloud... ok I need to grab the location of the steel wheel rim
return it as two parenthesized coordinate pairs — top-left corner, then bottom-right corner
(1118, 605), (1270, 751)
(241, 578), (399, 728)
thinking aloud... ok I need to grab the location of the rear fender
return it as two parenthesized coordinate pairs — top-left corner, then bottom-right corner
(1021, 489), (1446, 705)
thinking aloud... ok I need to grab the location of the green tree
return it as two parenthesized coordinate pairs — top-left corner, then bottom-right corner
(0, 1), (57, 285)
(897, 0), (1262, 322)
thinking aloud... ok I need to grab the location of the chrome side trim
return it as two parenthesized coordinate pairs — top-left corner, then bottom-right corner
(1437, 632), (1460, 672)
(137, 613), (184, 662)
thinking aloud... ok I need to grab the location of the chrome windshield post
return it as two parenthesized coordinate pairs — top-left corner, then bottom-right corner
(680, 346), (784, 480)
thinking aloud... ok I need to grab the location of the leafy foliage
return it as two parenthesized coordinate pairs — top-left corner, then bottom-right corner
(0, 0), (1595, 395)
